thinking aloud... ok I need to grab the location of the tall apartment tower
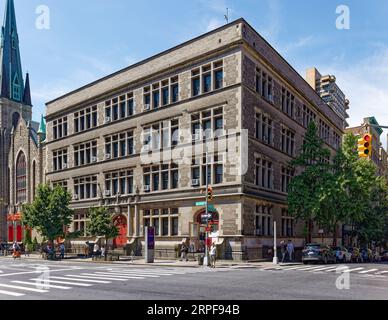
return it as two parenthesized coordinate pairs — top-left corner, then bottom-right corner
(306, 67), (349, 128)
(0, 0), (32, 241)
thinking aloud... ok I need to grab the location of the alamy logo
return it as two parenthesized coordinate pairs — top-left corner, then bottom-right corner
(336, 5), (350, 30)
(335, 266), (350, 290)
(35, 5), (50, 30)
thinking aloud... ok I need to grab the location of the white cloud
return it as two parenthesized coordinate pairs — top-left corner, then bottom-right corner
(281, 36), (313, 54)
(205, 17), (225, 32)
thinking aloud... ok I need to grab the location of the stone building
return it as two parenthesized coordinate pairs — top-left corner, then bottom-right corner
(42, 19), (344, 259)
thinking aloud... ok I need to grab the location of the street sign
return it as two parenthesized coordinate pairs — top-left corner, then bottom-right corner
(195, 202), (206, 206)
(201, 214), (212, 219)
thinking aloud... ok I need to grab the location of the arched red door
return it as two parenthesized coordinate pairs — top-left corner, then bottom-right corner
(113, 215), (127, 248)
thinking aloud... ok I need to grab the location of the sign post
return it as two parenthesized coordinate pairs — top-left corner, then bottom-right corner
(273, 221), (278, 265)
(145, 226), (155, 263)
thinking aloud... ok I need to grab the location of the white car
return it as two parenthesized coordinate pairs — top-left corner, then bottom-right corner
(332, 246), (352, 263)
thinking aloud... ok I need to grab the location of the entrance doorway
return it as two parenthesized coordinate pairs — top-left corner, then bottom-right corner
(190, 209), (219, 252)
(113, 215), (128, 248)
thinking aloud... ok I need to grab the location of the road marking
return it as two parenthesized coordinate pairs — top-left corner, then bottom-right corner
(29, 278), (93, 287)
(0, 268), (84, 277)
(50, 276), (111, 284)
(0, 289), (24, 297)
(108, 270), (172, 276)
(310, 266), (339, 272)
(375, 271), (388, 275)
(102, 272), (161, 278)
(12, 281), (71, 290)
(342, 267), (364, 273)
(358, 269), (379, 274)
(291, 266), (327, 271)
(0, 283), (48, 293)
(89, 272), (145, 279)
(66, 274), (132, 281)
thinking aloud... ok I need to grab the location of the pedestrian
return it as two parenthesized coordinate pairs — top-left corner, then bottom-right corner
(59, 243), (65, 260)
(287, 240), (294, 262)
(180, 240), (188, 262)
(210, 242), (217, 268)
(280, 240), (287, 263)
(101, 246), (106, 258)
(93, 243), (101, 258)
(24, 243), (30, 257)
(84, 241), (89, 258)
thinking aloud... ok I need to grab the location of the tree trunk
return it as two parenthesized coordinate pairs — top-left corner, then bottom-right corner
(105, 237), (108, 261)
(308, 219), (313, 243)
(332, 223), (338, 247)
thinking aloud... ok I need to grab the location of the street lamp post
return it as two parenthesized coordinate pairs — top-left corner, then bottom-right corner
(273, 221), (278, 265)
(203, 152), (210, 267)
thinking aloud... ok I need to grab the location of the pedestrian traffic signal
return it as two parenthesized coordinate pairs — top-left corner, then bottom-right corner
(358, 134), (372, 158)
(207, 187), (213, 202)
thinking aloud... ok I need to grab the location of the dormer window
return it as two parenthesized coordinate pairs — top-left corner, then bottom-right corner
(12, 73), (21, 101)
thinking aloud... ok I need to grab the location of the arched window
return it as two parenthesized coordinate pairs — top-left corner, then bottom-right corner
(12, 74), (21, 101)
(16, 152), (27, 204)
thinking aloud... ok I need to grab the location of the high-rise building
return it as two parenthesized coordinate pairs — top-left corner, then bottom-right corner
(306, 67), (349, 128)
(0, 0), (36, 242)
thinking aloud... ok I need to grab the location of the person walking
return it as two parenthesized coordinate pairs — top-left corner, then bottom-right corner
(280, 240), (287, 263)
(59, 243), (65, 260)
(180, 240), (188, 262)
(93, 243), (101, 258)
(210, 243), (217, 268)
(287, 240), (294, 262)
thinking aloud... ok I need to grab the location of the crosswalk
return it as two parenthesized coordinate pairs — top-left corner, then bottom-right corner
(0, 266), (230, 298)
(260, 264), (388, 277)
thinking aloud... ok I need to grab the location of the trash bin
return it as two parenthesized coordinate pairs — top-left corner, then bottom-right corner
(198, 254), (204, 266)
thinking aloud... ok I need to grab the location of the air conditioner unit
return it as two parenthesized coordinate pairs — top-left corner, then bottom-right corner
(62, 163), (68, 169)
(191, 179), (200, 186)
(104, 116), (111, 124)
(104, 190), (111, 197)
(143, 144), (150, 152)
(193, 133), (201, 141)
(144, 185), (150, 192)
(144, 104), (151, 111)
(73, 194), (79, 200)
(105, 153), (111, 160)
(91, 156), (97, 163)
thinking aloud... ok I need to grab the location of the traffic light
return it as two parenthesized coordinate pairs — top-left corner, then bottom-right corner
(358, 134), (372, 158)
(207, 187), (213, 202)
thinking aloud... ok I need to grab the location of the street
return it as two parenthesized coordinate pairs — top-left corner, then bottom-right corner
(0, 259), (387, 300)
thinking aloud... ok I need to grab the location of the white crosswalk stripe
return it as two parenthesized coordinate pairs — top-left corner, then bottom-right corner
(50, 276), (111, 284)
(102, 272), (160, 278)
(0, 289), (24, 297)
(29, 278), (93, 287)
(66, 274), (132, 281)
(0, 283), (49, 293)
(12, 281), (71, 290)
(110, 270), (174, 276)
(310, 266), (339, 272)
(375, 271), (388, 275)
(342, 267), (364, 273)
(359, 269), (379, 274)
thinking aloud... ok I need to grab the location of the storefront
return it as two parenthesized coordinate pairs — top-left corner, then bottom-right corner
(7, 213), (23, 243)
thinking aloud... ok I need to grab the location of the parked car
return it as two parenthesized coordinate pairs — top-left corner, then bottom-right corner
(380, 250), (388, 262)
(347, 247), (363, 263)
(302, 243), (336, 264)
(331, 246), (352, 263)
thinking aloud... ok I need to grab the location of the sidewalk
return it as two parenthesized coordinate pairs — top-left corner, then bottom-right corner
(0, 253), (301, 268)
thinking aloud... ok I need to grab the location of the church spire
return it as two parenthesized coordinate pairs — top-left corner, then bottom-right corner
(0, 0), (26, 103)
(23, 72), (31, 105)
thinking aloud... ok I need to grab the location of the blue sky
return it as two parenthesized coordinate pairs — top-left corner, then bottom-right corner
(8, 0), (388, 145)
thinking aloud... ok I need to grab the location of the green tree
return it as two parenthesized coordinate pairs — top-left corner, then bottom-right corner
(87, 207), (119, 260)
(287, 121), (331, 243)
(22, 184), (73, 245)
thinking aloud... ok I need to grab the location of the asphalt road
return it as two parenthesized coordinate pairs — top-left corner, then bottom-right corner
(0, 259), (387, 300)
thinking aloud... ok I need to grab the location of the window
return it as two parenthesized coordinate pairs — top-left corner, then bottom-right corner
(105, 131), (134, 159)
(144, 76), (179, 110)
(143, 164), (179, 192)
(255, 68), (273, 102)
(53, 149), (68, 171)
(333, 132), (341, 150)
(281, 88), (295, 118)
(12, 74), (21, 101)
(74, 106), (97, 133)
(105, 93), (134, 122)
(191, 107), (223, 141)
(255, 113), (273, 145)
(281, 127), (295, 156)
(143, 120), (180, 151)
(192, 154), (224, 186)
(191, 61), (223, 96)
(255, 205), (273, 236)
(105, 169), (134, 196)
(74, 141), (97, 167)
(53, 180), (68, 191)
(16, 152), (27, 204)
(302, 105), (316, 128)
(74, 176), (98, 200)
(53, 117), (68, 140)
(319, 120), (330, 144)
(282, 208), (294, 237)
(142, 208), (179, 237)
(73, 213), (89, 237)
(281, 167), (294, 193)
(255, 157), (273, 189)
